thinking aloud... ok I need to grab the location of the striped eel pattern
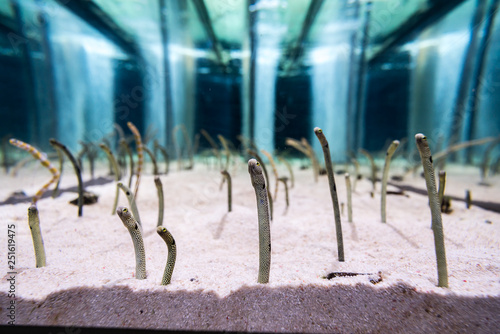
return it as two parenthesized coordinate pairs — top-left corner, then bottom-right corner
(248, 159), (271, 284)
(127, 122), (143, 198)
(9, 138), (59, 204)
(116, 206), (146, 279)
(156, 226), (177, 285)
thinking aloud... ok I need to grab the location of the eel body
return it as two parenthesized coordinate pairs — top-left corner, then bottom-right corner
(156, 226), (177, 285)
(28, 204), (46, 268)
(116, 206), (146, 279)
(248, 159), (271, 283)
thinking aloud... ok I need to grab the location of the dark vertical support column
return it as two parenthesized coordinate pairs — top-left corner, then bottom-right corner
(248, 0), (257, 144)
(160, 0), (174, 148)
(465, 0), (500, 162)
(354, 1), (372, 151)
(448, 0), (487, 161)
(346, 0), (361, 155)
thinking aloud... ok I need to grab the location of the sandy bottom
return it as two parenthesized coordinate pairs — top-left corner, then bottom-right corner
(0, 157), (499, 332)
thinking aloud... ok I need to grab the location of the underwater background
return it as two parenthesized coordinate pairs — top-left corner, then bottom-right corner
(1, 0), (499, 166)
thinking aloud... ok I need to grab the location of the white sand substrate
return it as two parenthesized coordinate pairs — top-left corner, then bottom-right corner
(0, 157), (499, 332)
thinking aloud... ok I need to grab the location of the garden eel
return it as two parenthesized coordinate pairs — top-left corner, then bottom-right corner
(99, 143), (122, 215)
(116, 206), (146, 279)
(156, 226), (177, 285)
(465, 190), (471, 209)
(200, 129), (221, 168)
(221, 170), (232, 212)
(415, 133), (448, 288)
(278, 177), (289, 208)
(247, 149), (273, 221)
(120, 138), (134, 188)
(143, 146), (159, 176)
(248, 159), (271, 283)
(155, 176), (164, 227)
(52, 146), (63, 198)
(301, 137), (320, 182)
(172, 124), (183, 171)
(218, 134), (231, 171)
(351, 158), (360, 192)
(154, 141), (170, 175)
(117, 182), (142, 233)
(127, 122), (143, 199)
(261, 149), (280, 201)
(9, 138), (60, 204)
(313, 127), (344, 262)
(381, 140), (399, 223)
(437, 170), (446, 214)
(28, 204), (46, 268)
(277, 156), (294, 188)
(180, 124), (194, 169)
(345, 173), (353, 223)
(285, 137), (317, 182)
(359, 148), (377, 192)
(49, 139), (84, 217)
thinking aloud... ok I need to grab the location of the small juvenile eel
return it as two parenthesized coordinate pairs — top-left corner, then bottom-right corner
(301, 137), (320, 182)
(285, 138), (316, 182)
(381, 140), (399, 223)
(116, 206), (146, 279)
(156, 226), (177, 285)
(117, 182), (142, 232)
(99, 143), (122, 215)
(437, 170), (446, 213)
(248, 159), (271, 284)
(155, 176), (164, 227)
(359, 148), (376, 192)
(278, 177), (289, 208)
(218, 134), (231, 171)
(143, 146), (159, 176)
(351, 158), (360, 192)
(261, 149), (280, 201)
(127, 122), (143, 198)
(247, 149), (273, 220)
(10, 138), (60, 204)
(52, 146), (63, 198)
(345, 173), (353, 223)
(28, 204), (46, 268)
(49, 139), (83, 216)
(221, 170), (232, 212)
(200, 129), (221, 168)
(119, 138), (134, 188)
(415, 133), (448, 288)
(154, 141), (170, 175)
(314, 127), (344, 262)
(277, 156), (294, 188)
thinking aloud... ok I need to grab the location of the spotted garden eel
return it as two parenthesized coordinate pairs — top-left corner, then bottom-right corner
(314, 127), (345, 262)
(278, 176), (289, 208)
(156, 226), (177, 285)
(221, 170), (232, 212)
(117, 182), (142, 233)
(49, 139), (84, 216)
(127, 122), (143, 198)
(437, 170), (446, 214)
(116, 206), (146, 279)
(247, 149), (273, 221)
(28, 204), (46, 268)
(9, 138), (60, 204)
(154, 176), (164, 227)
(248, 159), (271, 283)
(381, 140), (399, 223)
(143, 146), (159, 176)
(345, 173), (353, 223)
(415, 133), (448, 288)
(99, 143), (122, 215)
(277, 156), (294, 188)
(119, 138), (134, 188)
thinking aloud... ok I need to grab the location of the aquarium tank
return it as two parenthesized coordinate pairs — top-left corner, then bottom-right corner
(0, 0), (499, 166)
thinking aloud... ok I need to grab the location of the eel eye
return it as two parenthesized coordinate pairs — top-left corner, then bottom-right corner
(318, 129), (322, 133)
(256, 162), (260, 166)
(122, 208), (128, 213)
(162, 228), (167, 232)
(423, 136), (427, 141)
